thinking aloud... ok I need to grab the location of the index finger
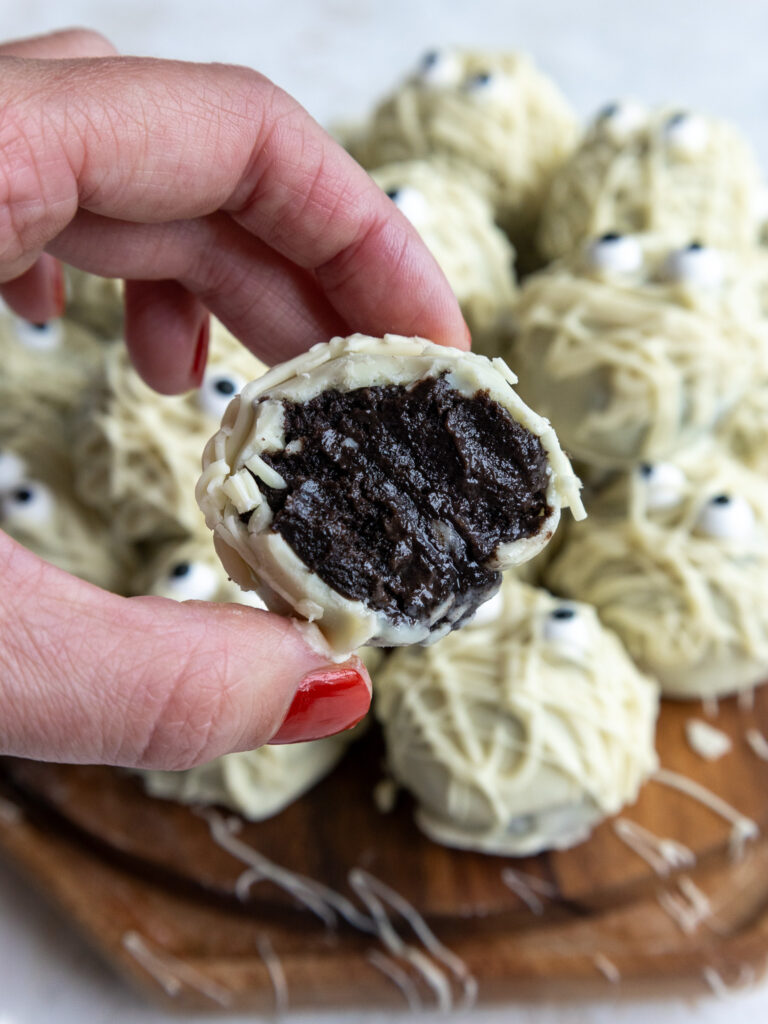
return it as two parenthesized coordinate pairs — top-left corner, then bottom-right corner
(0, 56), (469, 349)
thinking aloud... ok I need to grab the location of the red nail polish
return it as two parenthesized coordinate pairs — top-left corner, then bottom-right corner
(192, 318), (210, 386)
(52, 261), (66, 317)
(269, 660), (371, 745)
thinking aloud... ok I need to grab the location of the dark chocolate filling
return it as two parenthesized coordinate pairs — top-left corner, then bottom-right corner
(248, 373), (552, 635)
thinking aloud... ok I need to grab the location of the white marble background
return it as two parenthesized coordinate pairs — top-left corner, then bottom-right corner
(2, 1), (768, 1021)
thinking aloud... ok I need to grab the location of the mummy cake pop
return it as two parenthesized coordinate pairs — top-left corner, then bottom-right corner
(374, 579), (659, 855)
(544, 443), (768, 699)
(73, 319), (267, 543)
(538, 103), (762, 261)
(196, 334), (584, 653)
(371, 160), (516, 355)
(511, 235), (766, 467)
(348, 49), (578, 245)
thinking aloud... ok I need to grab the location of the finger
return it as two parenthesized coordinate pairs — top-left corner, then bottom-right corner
(0, 56), (468, 349)
(0, 27), (118, 59)
(0, 252), (64, 322)
(124, 279), (210, 394)
(48, 209), (347, 371)
(0, 532), (371, 770)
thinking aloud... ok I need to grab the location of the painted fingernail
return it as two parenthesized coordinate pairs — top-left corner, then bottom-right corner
(51, 260), (66, 317)
(192, 317), (210, 386)
(269, 658), (372, 745)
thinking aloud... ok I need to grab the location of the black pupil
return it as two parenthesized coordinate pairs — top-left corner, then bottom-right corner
(386, 189), (401, 202)
(712, 494), (731, 506)
(639, 463), (654, 478)
(171, 562), (191, 578)
(599, 103), (619, 119)
(667, 112), (687, 128)
(32, 323), (48, 331)
(422, 51), (438, 69)
(471, 72), (492, 87)
(551, 607), (576, 621)
(13, 487), (33, 503)
(214, 378), (236, 396)
(687, 241), (704, 251)
(599, 231), (621, 243)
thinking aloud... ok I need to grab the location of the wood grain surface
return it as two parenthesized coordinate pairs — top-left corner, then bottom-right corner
(1, 690), (768, 1012)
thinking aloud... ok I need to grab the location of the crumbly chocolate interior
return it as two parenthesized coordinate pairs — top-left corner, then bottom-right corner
(251, 374), (551, 634)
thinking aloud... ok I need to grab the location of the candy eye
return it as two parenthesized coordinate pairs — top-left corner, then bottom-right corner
(198, 371), (247, 420)
(637, 462), (686, 510)
(583, 233), (643, 276)
(415, 49), (462, 88)
(663, 112), (709, 156)
(385, 185), (430, 226)
(0, 450), (27, 492)
(11, 319), (63, 352)
(695, 493), (755, 540)
(0, 480), (54, 527)
(663, 242), (724, 289)
(161, 559), (221, 601)
(594, 100), (649, 141)
(542, 605), (590, 656)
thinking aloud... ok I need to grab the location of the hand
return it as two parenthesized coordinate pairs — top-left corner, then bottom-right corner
(0, 28), (470, 770)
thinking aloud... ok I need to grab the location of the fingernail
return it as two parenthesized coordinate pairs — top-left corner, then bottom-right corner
(191, 317), (210, 386)
(463, 320), (473, 349)
(269, 658), (372, 745)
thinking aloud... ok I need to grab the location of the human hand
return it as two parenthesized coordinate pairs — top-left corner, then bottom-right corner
(0, 28), (470, 770)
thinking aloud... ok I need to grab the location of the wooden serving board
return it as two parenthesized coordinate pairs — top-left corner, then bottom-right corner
(2, 691), (768, 1013)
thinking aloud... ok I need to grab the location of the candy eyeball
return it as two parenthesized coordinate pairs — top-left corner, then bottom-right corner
(415, 48), (462, 89)
(541, 605), (591, 658)
(637, 462), (686, 510)
(11, 319), (64, 352)
(0, 480), (54, 527)
(198, 370), (248, 420)
(663, 242), (724, 289)
(161, 559), (221, 601)
(662, 112), (710, 157)
(583, 233), (643, 276)
(385, 186), (430, 227)
(593, 100), (649, 142)
(695, 493), (755, 541)
(0, 450), (27, 492)
(461, 69), (507, 101)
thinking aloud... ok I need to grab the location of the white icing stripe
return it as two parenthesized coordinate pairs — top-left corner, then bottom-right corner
(657, 876), (712, 935)
(255, 934), (289, 1015)
(201, 808), (476, 1010)
(500, 867), (558, 915)
(685, 719), (732, 761)
(746, 728), (768, 761)
(652, 768), (759, 860)
(366, 949), (423, 1011)
(592, 953), (621, 984)
(612, 818), (696, 877)
(121, 931), (232, 1007)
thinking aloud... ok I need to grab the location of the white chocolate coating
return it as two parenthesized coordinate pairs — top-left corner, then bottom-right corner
(374, 579), (659, 856)
(538, 105), (762, 261)
(73, 319), (267, 544)
(512, 235), (766, 467)
(347, 50), (578, 243)
(197, 334), (584, 654)
(544, 443), (768, 698)
(371, 159), (516, 355)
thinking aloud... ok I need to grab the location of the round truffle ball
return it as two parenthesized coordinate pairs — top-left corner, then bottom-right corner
(374, 579), (659, 855)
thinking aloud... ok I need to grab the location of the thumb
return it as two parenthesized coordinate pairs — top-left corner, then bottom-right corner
(0, 532), (371, 770)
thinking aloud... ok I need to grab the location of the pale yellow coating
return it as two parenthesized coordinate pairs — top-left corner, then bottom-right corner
(375, 579), (659, 856)
(349, 50), (578, 243)
(544, 443), (768, 698)
(73, 319), (267, 543)
(511, 236), (766, 467)
(538, 105), (762, 261)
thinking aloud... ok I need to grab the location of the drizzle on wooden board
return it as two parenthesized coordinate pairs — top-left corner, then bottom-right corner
(1, 689), (768, 1010)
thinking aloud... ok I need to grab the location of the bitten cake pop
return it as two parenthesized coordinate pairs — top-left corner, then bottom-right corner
(511, 234), (766, 467)
(73, 319), (267, 543)
(544, 442), (768, 699)
(347, 49), (577, 246)
(197, 334), (584, 653)
(371, 159), (516, 355)
(538, 103), (762, 261)
(375, 579), (659, 856)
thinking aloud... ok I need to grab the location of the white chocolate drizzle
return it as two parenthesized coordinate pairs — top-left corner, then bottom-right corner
(500, 867), (558, 916)
(745, 728), (768, 761)
(685, 719), (732, 762)
(612, 818), (696, 877)
(592, 953), (621, 984)
(255, 934), (288, 1014)
(121, 931), (232, 1007)
(657, 876), (713, 935)
(366, 949), (423, 1010)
